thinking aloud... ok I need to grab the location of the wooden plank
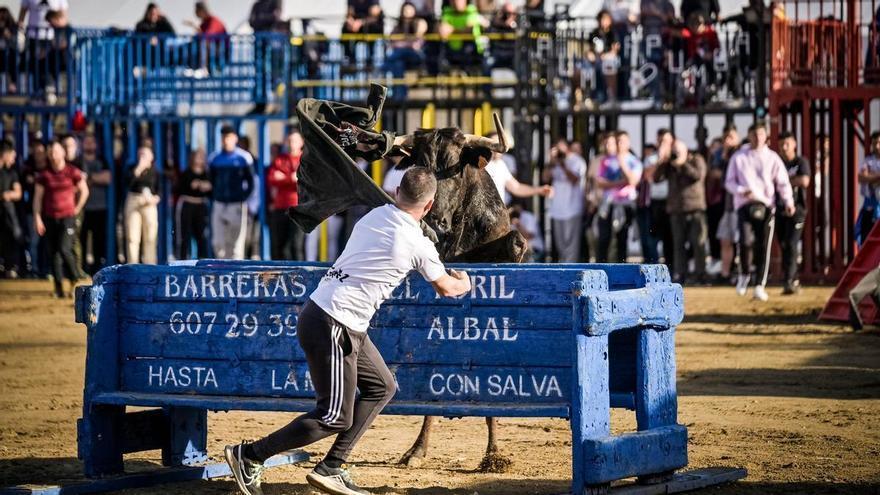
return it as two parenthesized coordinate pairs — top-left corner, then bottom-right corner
(580, 285), (684, 336)
(114, 265), (584, 307)
(609, 467), (748, 494)
(0, 450), (309, 495)
(119, 321), (571, 367)
(90, 392), (573, 418)
(580, 425), (689, 485)
(120, 359), (572, 404)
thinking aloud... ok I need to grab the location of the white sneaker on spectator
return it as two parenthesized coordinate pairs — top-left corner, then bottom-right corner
(753, 285), (769, 302)
(735, 275), (750, 296)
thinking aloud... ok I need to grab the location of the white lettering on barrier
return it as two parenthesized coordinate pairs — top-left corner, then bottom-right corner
(167, 311), (296, 338)
(428, 373), (562, 398)
(427, 317), (518, 341)
(433, 275), (516, 300)
(164, 274), (308, 300)
(148, 365), (218, 388)
(271, 369), (314, 392)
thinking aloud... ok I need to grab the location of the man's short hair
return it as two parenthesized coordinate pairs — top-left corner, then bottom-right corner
(220, 124), (237, 136)
(398, 167), (437, 206)
(778, 130), (795, 141)
(657, 128), (673, 139)
(615, 130), (629, 139)
(0, 139), (15, 154)
(748, 121), (767, 134)
(871, 131), (880, 142)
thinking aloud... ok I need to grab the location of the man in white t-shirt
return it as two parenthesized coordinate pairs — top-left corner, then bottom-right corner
(225, 167), (472, 495)
(483, 132), (553, 205)
(541, 138), (587, 262)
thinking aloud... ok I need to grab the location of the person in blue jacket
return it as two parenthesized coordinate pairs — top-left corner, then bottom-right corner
(209, 125), (254, 259)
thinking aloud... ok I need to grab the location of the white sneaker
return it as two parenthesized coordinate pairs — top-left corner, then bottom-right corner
(735, 275), (750, 296)
(753, 285), (769, 302)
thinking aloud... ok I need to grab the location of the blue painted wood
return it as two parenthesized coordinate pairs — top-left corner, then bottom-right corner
(636, 328), (679, 431)
(0, 451), (309, 495)
(120, 359), (571, 404)
(161, 407), (208, 467)
(75, 261), (689, 493)
(580, 425), (689, 484)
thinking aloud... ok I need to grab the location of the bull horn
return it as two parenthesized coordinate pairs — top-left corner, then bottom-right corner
(463, 113), (510, 153)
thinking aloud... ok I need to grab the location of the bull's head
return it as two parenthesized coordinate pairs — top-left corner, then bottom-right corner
(390, 113), (511, 250)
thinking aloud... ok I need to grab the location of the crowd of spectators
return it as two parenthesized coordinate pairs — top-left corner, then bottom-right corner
(1, 116), (878, 303)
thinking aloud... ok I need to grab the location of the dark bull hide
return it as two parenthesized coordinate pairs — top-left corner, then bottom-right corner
(394, 126), (527, 263)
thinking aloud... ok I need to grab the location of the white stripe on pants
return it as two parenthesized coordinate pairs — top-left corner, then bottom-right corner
(211, 201), (248, 259)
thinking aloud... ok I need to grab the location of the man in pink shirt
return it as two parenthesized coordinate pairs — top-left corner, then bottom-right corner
(724, 122), (795, 301)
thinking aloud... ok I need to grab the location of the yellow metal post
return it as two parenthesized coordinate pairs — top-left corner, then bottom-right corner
(319, 221), (328, 262)
(481, 102), (493, 136)
(421, 103), (436, 129)
(372, 116), (384, 185)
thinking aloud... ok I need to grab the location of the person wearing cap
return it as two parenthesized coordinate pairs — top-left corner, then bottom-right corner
(209, 126), (255, 259)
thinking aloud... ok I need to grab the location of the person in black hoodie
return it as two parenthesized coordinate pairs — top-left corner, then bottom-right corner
(175, 149), (211, 260)
(135, 3), (175, 35)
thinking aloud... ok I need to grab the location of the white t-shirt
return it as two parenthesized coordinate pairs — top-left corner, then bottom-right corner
(23, 0), (68, 39)
(382, 167), (406, 195)
(310, 204), (447, 332)
(485, 157), (514, 204)
(547, 154), (587, 220)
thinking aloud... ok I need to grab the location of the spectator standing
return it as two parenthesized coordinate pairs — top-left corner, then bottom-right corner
(135, 3), (175, 35)
(596, 131), (642, 262)
(655, 139), (708, 283)
(585, 10), (621, 106)
(383, 3), (428, 100)
(60, 133), (87, 277)
(1, 140), (22, 277)
(186, 2), (227, 35)
(509, 204), (544, 261)
(602, 0), (638, 99)
(725, 122), (795, 301)
(237, 136), (261, 260)
(268, 130), (304, 261)
(342, 0), (384, 62)
(775, 131), (810, 294)
(681, 11), (720, 105)
(209, 126), (254, 260)
(857, 131), (880, 244)
(185, 1), (228, 72)
(0, 8), (19, 94)
(22, 139), (49, 277)
(33, 137), (88, 297)
(709, 126), (740, 283)
(541, 138), (587, 262)
(249, 0), (283, 32)
(124, 145), (159, 265)
(484, 131), (553, 205)
(17, 0), (68, 99)
(680, 0), (720, 24)
(640, 0), (675, 105)
(637, 129), (674, 266)
(79, 133), (111, 275)
(439, 0), (489, 68)
(175, 149), (211, 260)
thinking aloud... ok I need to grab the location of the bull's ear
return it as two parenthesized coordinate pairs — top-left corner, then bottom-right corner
(477, 156), (489, 169)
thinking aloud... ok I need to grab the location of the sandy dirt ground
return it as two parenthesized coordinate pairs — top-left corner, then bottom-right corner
(0, 280), (878, 494)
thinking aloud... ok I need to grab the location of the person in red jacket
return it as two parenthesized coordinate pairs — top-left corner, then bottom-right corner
(268, 129), (304, 260)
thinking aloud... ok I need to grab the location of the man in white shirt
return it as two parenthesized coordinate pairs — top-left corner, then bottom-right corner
(225, 167), (472, 495)
(542, 138), (587, 262)
(483, 132), (553, 205)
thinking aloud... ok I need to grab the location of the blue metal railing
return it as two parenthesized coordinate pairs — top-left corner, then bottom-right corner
(75, 33), (290, 118)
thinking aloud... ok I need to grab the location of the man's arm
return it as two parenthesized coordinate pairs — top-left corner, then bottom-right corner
(431, 269), (471, 297)
(4, 181), (22, 202)
(74, 178), (90, 214)
(505, 178), (552, 198)
(679, 155), (706, 182)
(33, 183), (45, 236)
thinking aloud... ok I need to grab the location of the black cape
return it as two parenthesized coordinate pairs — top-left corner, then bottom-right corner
(287, 84), (396, 233)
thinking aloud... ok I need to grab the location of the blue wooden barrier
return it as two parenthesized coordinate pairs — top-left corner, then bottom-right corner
(73, 261), (686, 493)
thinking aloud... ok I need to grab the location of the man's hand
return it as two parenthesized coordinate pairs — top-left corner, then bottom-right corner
(785, 204), (796, 217)
(743, 190), (753, 200)
(35, 216), (45, 236)
(539, 185), (554, 198)
(449, 269), (472, 292)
